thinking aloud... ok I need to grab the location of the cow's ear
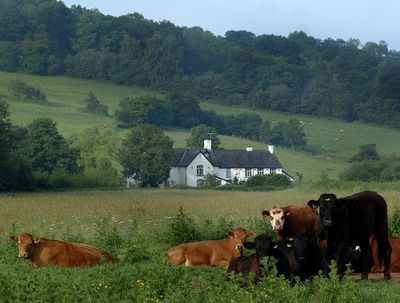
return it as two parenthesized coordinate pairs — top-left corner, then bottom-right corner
(308, 200), (320, 209)
(284, 210), (291, 216)
(227, 232), (235, 239)
(246, 231), (256, 238)
(33, 237), (41, 244)
(9, 236), (18, 242)
(244, 241), (255, 250)
(262, 210), (270, 217)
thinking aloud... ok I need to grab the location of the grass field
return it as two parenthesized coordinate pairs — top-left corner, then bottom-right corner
(2, 70), (400, 180)
(1, 188), (400, 302)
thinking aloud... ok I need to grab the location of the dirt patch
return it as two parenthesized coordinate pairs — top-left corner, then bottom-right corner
(351, 272), (400, 283)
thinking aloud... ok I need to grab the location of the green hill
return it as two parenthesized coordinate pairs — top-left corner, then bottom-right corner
(3, 71), (400, 181)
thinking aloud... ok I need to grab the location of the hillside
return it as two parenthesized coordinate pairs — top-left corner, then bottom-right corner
(1, 0), (400, 129)
(4, 71), (400, 180)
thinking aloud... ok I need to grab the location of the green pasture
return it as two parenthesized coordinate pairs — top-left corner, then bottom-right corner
(1, 189), (400, 302)
(3, 70), (400, 180)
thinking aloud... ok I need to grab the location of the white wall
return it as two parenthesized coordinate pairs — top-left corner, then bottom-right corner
(168, 153), (288, 187)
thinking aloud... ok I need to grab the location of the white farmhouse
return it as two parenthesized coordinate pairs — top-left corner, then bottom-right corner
(168, 140), (293, 187)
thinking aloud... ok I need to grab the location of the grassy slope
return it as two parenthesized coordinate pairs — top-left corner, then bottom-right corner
(2, 70), (400, 180)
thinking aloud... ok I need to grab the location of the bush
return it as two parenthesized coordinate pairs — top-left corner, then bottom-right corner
(84, 92), (109, 116)
(245, 174), (292, 190)
(10, 80), (47, 103)
(167, 207), (201, 245)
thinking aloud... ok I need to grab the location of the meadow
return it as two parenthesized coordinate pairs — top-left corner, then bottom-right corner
(3, 70), (400, 180)
(1, 188), (400, 302)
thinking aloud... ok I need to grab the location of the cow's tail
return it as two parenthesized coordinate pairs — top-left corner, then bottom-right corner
(375, 196), (392, 278)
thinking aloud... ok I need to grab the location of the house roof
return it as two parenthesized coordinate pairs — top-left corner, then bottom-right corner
(174, 149), (283, 169)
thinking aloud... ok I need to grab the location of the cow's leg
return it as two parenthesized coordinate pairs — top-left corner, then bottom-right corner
(359, 239), (373, 280)
(336, 243), (349, 280)
(211, 258), (230, 269)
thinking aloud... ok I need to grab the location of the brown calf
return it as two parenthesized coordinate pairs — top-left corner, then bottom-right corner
(10, 232), (114, 268)
(167, 227), (255, 269)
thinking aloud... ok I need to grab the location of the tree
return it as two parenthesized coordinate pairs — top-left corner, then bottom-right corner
(349, 144), (380, 162)
(114, 96), (171, 128)
(118, 124), (175, 187)
(71, 124), (119, 178)
(19, 117), (79, 174)
(269, 119), (306, 150)
(84, 92), (109, 116)
(0, 101), (34, 191)
(165, 92), (202, 128)
(186, 124), (221, 149)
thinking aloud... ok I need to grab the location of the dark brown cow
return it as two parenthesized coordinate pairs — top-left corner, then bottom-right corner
(167, 227), (255, 269)
(262, 205), (318, 240)
(308, 191), (392, 280)
(10, 233), (114, 268)
(227, 234), (292, 286)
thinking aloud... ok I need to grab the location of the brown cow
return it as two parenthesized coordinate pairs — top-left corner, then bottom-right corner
(10, 232), (114, 268)
(262, 205), (317, 240)
(167, 227), (255, 269)
(370, 236), (400, 273)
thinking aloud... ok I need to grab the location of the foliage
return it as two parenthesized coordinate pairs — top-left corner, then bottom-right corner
(340, 155), (400, 182)
(349, 144), (380, 162)
(84, 92), (109, 116)
(18, 117), (80, 174)
(1, 1), (400, 129)
(114, 95), (171, 128)
(118, 124), (175, 187)
(269, 119), (307, 150)
(10, 80), (47, 103)
(167, 206), (201, 245)
(245, 174), (293, 189)
(202, 173), (219, 187)
(186, 124), (221, 149)
(71, 124), (119, 179)
(0, 101), (34, 191)
(389, 208), (400, 236)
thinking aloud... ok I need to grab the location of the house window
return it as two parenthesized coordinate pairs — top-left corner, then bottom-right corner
(197, 179), (204, 187)
(270, 169), (276, 175)
(226, 169), (231, 178)
(196, 165), (204, 176)
(257, 168), (264, 175)
(245, 168), (252, 177)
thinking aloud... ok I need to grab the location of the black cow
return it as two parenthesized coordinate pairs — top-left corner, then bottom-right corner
(291, 235), (329, 281)
(227, 234), (292, 286)
(308, 191), (392, 280)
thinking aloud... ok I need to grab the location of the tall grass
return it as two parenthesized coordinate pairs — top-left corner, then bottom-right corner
(1, 188), (400, 301)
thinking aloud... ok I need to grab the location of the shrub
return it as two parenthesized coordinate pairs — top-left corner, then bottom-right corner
(167, 207), (201, 245)
(246, 174), (292, 190)
(10, 80), (47, 103)
(84, 92), (109, 116)
(389, 208), (400, 236)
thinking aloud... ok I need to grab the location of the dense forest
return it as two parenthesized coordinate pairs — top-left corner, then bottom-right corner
(1, 0), (400, 127)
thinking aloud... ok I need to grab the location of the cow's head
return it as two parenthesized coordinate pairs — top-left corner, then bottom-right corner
(262, 205), (289, 231)
(243, 234), (275, 259)
(308, 193), (338, 227)
(292, 235), (313, 263)
(227, 227), (256, 246)
(9, 233), (41, 259)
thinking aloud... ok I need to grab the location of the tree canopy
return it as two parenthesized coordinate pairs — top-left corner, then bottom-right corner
(118, 124), (175, 187)
(1, 1), (400, 128)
